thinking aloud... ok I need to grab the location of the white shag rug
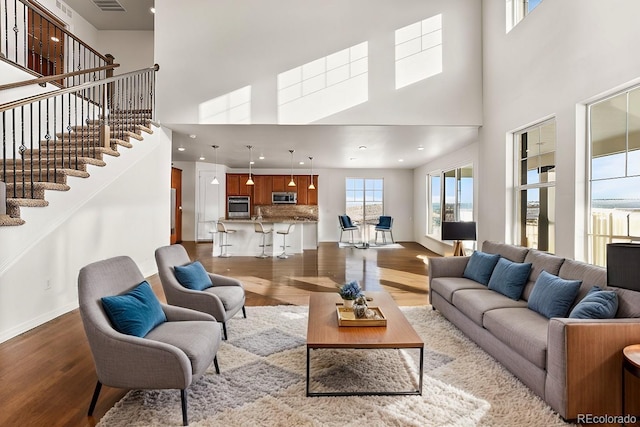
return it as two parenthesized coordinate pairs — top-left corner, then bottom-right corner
(97, 306), (574, 426)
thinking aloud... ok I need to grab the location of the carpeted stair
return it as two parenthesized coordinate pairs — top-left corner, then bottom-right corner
(0, 111), (154, 226)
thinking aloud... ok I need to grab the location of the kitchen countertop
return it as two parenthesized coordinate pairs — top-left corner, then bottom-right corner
(220, 218), (318, 223)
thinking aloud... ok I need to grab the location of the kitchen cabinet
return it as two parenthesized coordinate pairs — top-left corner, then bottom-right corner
(296, 175), (309, 205)
(308, 175), (318, 205)
(226, 174), (251, 196)
(272, 175), (287, 192)
(253, 175), (272, 205)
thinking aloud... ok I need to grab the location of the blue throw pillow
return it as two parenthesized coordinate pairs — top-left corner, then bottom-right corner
(463, 251), (501, 285)
(101, 281), (166, 337)
(569, 286), (618, 319)
(174, 261), (213, 291)
(528, 271), (582, 318)
(487, 258), (532, 300)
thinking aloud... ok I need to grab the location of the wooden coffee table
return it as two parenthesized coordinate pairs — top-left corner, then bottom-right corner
(306, 291), (424, 396)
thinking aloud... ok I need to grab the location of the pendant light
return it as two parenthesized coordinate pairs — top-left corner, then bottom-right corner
(246, 145), (254, 185)
(308, 156), (315, 190)
(288, 149), (296, 187)
(211, 145), (220, 185)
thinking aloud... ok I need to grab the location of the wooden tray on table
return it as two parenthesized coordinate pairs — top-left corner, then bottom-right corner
(336, 306), (387, 326)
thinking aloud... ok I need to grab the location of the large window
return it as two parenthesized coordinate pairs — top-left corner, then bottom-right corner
(428, 165), (473, 238)
(345, 178), (383, 223)
(514, 119), (556, 252)
(589, 87), (640, 266)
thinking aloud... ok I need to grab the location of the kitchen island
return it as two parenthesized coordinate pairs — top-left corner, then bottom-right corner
(211, 218), (318, 257)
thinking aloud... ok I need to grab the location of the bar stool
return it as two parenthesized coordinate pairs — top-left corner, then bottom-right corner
(216, 221), (236, 258)
(277, 223), (295, 259)
(254, 222), (273, 258)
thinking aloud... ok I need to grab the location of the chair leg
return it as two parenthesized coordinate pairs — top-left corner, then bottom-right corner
(181, 389), (188, 426)
(222, 322), (228, 340)
(389, 230), (394, 243)
(88, 381), (102, 416)
(242, 306), (247, 318)
(214, 356), (220, 374)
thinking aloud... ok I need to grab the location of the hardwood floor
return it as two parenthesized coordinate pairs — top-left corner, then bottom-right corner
(0, 241), (436, 427)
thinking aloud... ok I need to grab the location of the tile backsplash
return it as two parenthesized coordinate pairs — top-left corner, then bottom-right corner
(255, 205), (318, 220)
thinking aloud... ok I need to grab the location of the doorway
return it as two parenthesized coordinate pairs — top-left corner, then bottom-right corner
(171, 167), (182, 244)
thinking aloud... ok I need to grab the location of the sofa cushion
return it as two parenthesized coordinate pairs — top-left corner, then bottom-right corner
(487, 258), (532, 300)
(174, 261), (213, 291)
(521, 250), (565, 300)
(483, 307), (549, 369)
(558, 259), (607, 311)
(430, 277), (488, 304)
(204, 285), (245, 311)
(609, 286), (640, 318)
(101, 281), (167, 337)
(528, 271), (581, 318)
(569, 286), (618, 319)
(451, 288), (528, 326)
(463, 251), (501, 285)
(482, 241), (529, 263)
(145, 320), (219, 376)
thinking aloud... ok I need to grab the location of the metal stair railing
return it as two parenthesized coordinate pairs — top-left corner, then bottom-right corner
(0, 64), (159, 200)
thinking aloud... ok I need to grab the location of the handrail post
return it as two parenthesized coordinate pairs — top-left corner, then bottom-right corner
(105, 54), (115, 114)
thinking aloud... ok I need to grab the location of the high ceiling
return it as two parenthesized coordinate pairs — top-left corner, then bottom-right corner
(63, 0), (154, 31)
(64, 0), (481, 170)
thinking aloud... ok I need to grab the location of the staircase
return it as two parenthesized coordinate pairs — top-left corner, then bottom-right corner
(1, 65), (159, 227)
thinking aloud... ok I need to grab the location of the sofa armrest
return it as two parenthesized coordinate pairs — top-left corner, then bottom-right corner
(428, 256), (469, 285)
(547, 318), (640, 420)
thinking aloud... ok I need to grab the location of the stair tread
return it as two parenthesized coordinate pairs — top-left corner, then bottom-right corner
(0, 214), (25, 226)
(6, 198), (49, 207)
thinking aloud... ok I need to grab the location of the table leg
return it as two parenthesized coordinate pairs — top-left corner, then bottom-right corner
(306, 347), (311, 397)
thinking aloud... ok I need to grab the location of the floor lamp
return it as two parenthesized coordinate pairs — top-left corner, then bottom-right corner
(442, 221), (477, 256)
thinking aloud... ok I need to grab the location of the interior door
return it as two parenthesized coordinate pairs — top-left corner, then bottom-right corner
(171, 167), (182, 244)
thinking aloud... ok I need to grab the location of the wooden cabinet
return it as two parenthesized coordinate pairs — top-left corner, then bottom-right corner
(226, 173), (318, 205)
(308, 175), (318, 205)
(226, 174), (251, 196)
(253, 175), (272, 205)
(272, 175), (287, 192)
(296, 175), (309, 205)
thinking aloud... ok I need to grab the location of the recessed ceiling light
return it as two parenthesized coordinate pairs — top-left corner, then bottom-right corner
(358, 145), (367, 150)
(178, 147), (185, 152)
(250, 161), (255, 165)
(259, 155), (265, 160)
(199, 156), (205, 160)
(417, 146), (425, 151)
(350, 157), (357, 161)
(299, 161), (305, 165)
(189, 134), (197, 139)
(51, 36), (60, 42)
(398, 159), (404, 162)
(150, 7), (155, 13)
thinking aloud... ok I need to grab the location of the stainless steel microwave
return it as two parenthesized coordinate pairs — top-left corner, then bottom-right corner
(272, 192), (297, 204)
(228, 196), (250, 218)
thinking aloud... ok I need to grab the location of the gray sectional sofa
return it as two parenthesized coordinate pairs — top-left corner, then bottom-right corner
(429, 241), (640, 421)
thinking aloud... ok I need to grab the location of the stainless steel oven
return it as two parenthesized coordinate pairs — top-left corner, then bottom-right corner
(227, 196), (250, 218)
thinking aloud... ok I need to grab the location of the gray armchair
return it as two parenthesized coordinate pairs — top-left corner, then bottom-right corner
(155, 244), (246, 340)
(78, 255), (221, 426)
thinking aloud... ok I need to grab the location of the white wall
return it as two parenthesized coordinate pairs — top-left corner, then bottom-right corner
(317, 168), (414, 242)
(413, 142), (478, 255)
(480, 0), (640, 260)
(155, 0), (482, 126)
(0, 126), (172, 343)
(95, 31), (155, 74)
